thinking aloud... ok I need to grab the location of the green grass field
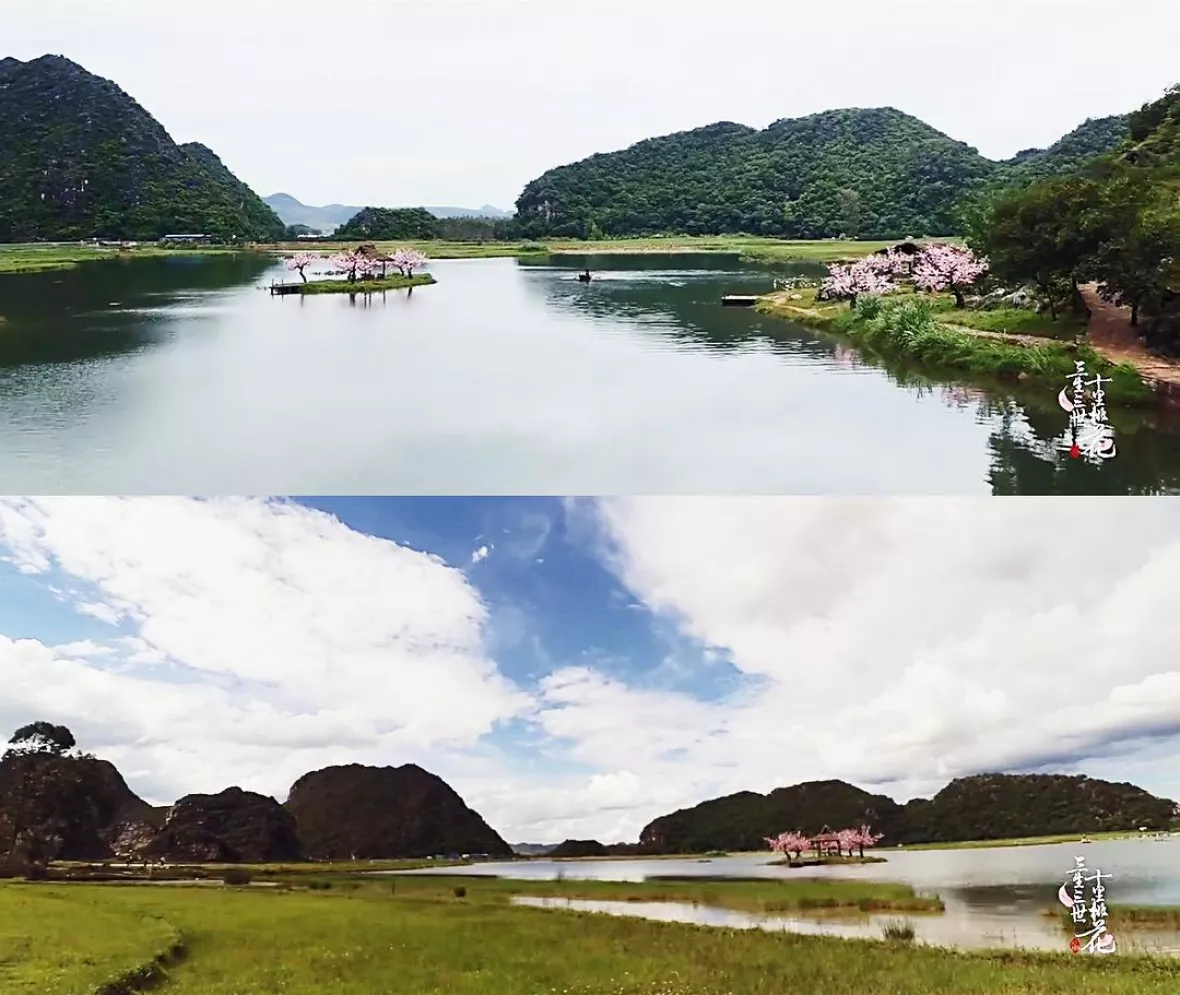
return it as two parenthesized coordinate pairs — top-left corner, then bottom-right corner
(758, 288), (1155, 407)
(5, 875), (1180, 995)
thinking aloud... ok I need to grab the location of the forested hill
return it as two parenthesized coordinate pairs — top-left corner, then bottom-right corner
(638, 773), (1177, 853)
(514, 107), (1130, 240)
(0, 54), (284, 242)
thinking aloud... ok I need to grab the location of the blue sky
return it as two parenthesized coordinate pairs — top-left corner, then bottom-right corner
(2, 497), (1180, 842)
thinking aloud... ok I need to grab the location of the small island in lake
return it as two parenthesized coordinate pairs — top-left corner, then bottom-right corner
(275, 245), (435, 296)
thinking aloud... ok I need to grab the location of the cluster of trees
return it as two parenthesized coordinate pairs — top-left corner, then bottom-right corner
(513, 108), (1131, 241)
(765, 825), (884, 860)
(968, 86), (1179, 332)
(285, 247), (429, 283)
(0, 56), (285, 242)
(820, 243), (989, 309)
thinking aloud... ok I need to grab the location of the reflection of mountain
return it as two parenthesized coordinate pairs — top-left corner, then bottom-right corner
(0, 254), (275, 368)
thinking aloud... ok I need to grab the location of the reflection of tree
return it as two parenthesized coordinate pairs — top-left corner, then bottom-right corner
(0, 254), (275, 368)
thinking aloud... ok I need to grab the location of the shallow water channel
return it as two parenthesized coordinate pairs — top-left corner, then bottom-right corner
(401, 837), (1180, 956)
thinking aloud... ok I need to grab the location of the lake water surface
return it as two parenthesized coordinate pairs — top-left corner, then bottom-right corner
(401, 838), (1180, 955)
(4, 253), (1180, 493)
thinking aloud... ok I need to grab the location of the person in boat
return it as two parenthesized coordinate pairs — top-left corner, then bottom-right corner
(578, 269), (592, 283)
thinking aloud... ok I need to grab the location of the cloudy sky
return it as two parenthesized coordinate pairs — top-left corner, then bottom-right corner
(5, 0), (1175, 210)
(2, 496), (1178, 844)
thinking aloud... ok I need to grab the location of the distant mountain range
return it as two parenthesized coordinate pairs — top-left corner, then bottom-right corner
(265, 193), (510, 233)
(639, 774), (1178, 852)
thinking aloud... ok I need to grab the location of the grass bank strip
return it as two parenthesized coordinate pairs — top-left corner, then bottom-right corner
(294, 274), (436, 295)
(91, 920), (187, 995)
(758, 290), (1156, 407)
(0, 236), (903, 274)
(0, 882), (179, 995)
(378, 874), (944, 914)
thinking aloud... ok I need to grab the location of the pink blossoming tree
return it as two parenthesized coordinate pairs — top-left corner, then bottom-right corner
(911, 244), (989, 308)
(391, 248), (429, 278)
(330, 252), (381, 283)
(285, 251), (320, 284)
(821, 257), (898, 307)
(764, 831), (811, 861)
(848, 824), (885, 859)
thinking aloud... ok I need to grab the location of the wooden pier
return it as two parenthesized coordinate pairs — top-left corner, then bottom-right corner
(270, 282), (304, 296)
(722, 295), (758, 308)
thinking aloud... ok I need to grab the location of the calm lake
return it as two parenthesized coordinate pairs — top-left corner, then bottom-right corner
(401, 838), (1180, 955)
(4, 252), (1180, 494)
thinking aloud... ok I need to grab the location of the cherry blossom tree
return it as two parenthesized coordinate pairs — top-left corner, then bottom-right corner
(911, 244), (989, 308)
(285, 251), (319, 284)
(821, 257), (898, 307)
(765, 831), (811, 861)
(848, 824), (885, 859)
(391, 248), (429, 278)
(330, 252), (381, 283)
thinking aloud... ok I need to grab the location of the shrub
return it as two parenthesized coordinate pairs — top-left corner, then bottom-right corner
(452, 885), (467, 899)
(885, 299), (936, 340)
(881, 919), (916, 942)
(855, 294), (884, 320)
(222, 868), (253, 886)
(307, 879), (332, 890)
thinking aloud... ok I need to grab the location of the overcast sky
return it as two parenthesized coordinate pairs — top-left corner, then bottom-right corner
(5, 0), (1176, 210)
(3, 496), (1179, 844)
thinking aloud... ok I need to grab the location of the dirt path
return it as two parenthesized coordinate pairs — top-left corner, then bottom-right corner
(1079, 284), (1180, 387)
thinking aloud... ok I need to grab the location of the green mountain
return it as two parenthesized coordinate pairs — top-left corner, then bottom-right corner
(515, 107), (1131, 240)
(334, 206), (443, 240)
(638, 774), (1176, 853)
(0, 54), (284, 242)
(1004, 114), (1132, 181)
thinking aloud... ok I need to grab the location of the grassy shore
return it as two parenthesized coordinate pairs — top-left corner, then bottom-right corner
(759, 288), (1155, 407)
(295, 273), (436, 295)
(0, 236), (899, 275)
(895, 831), (1150, 852)
(6, 876), (1180, 995)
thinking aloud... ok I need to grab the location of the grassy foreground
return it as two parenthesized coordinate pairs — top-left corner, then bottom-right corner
(759, 288), (1155, 407)
(6, 875), (1180, 995)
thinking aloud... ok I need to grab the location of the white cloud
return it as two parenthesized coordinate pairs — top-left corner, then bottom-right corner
(0, 498), (531, 805)
(548, 498), (1180, 828)
(472, 544), (492, 564)
(6, 497), (1180, 846)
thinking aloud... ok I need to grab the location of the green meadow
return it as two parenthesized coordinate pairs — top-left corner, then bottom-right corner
(6, 874), (1180, 995)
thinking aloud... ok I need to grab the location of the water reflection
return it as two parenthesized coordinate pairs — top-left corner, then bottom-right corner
(511, 896), (1180, 955)
(4, 253), (1180, 493)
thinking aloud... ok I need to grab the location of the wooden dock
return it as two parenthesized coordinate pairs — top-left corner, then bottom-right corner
(270, 282), (304, 296)
(722, 295), (758, 308)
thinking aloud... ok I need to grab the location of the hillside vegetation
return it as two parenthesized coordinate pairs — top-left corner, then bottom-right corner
(639, 774), (1177, 853)
(515, 107), (1130, 240)
(0, 55), (284, 242)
